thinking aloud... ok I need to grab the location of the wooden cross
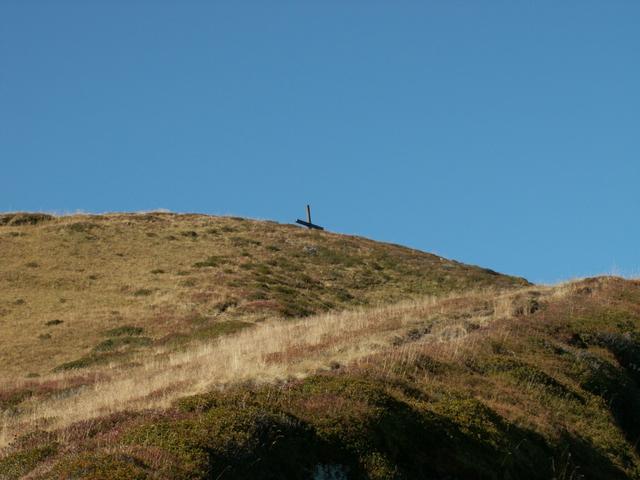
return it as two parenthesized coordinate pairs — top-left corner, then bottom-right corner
(296, 205), (324, 230)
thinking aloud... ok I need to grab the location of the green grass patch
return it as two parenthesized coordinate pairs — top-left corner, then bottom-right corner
(53, 354), (114, 371)
(191, 320), (252, 341)
(93, 336), (152, 353)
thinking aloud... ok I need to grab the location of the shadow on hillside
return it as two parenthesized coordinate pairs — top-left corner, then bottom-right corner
(573, 331), (640, 455)
(601, 334), (640, 454)
(111, 375), (630, 480)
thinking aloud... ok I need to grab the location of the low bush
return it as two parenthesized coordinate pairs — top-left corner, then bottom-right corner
(0, 443), (58, 479)
(93, 336), (152, 353)
(51, 452), (149, 480)
(133, 288), (153, 297)
(0, 213), (53, 226)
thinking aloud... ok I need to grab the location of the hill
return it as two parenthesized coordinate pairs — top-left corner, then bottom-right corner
(0, 212), (526, 378)
(2, 214), (640, 479)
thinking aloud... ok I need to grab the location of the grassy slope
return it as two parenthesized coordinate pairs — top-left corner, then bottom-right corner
(0, 212), (525, 378)
(3, 278), (640, 479)
(3, 214), (640, 479)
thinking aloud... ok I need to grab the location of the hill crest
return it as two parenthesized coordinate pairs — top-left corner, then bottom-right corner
(0, 211), (527, 378)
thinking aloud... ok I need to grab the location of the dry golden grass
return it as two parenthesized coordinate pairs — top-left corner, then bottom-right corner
(0, 283), (545, 450)
(3, 274), (640, 478)
(0, 212), (527, 378)
(3, 215), (640, 478)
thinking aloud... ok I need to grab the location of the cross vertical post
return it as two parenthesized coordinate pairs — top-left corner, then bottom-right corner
(295, 205), (324, 230)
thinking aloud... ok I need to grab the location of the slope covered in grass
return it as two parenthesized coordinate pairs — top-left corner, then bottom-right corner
(0, 212), (526, 378)
(6, 213), (640, 478)
(2, 277), (640, 479)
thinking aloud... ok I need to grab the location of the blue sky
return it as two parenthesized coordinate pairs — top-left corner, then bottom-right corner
(1, 2), (639, 283)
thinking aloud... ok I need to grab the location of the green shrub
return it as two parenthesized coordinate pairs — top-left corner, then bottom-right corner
(0, 213), (53, 226)
(93, 336), (152, 353)
(333, 288), (354, 302)
(67, 221), (99, 233)
(125, 406), (320, 480)
(53, 354), (107, 371)
(51, 453), (149, 480)
(483, 358), (582, 401)
(133, 288), (153, 297)
(597, 332), (640, 383)
(574, 351), (640, 444)
(0, 443), (57, 479)
(230, 236), (261, 247)
(191, 321), (252, 341)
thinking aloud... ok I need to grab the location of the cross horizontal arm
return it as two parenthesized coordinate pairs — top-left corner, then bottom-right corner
(295, 219), (324, 230)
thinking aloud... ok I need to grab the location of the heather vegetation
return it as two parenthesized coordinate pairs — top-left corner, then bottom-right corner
(1, 213), (639, 479)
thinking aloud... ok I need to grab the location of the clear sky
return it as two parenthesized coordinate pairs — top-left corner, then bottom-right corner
(1, 2), (639, 284)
